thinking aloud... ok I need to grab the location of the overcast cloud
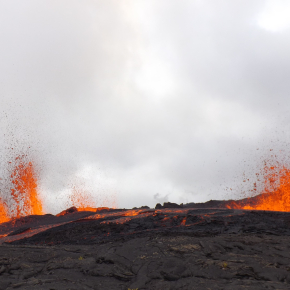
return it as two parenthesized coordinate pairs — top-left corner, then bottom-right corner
(1, 0), (290, 213)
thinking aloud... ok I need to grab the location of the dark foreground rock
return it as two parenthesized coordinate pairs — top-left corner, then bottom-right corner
(1, 208), (290, 289)
(1, 234), (290, 289)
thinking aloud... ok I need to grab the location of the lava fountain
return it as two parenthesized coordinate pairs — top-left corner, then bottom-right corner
(67, 183), (97, 212)
(0, 154), (117, 223)
(2, 151), (290, 226)
(9, 155), (44, 218)
(0, 199), (9, 223)
(227, 162), (290, 212)
(0, 154), (44, 222)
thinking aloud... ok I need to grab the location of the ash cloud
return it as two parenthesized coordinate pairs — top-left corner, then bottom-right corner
(0, 0), (290, 213)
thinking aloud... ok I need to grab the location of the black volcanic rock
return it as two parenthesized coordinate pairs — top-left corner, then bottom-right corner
(2, 199), (290, 289)
(155, 202), (183, 209)
(183, 200), (229, 208)
(7, 226), (31, 236)
(164, 202), (183, 208)
(56, 206), (78, 216)
(7, 208), (290, 245)
(1, 208), (290, 289)
(155, 200), (232, 209)
(132, 205), (150, 209)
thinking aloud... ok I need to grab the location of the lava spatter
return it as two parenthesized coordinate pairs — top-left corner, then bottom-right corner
(227, 162), (290, 212)
(67, 184), (97, 211)
(9, 155), (43, 218)
(0, 199), (9, 223)
(243, 165), (290, 211)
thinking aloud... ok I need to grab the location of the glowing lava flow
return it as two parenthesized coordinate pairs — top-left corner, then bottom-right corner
(9, 155), (43, 218)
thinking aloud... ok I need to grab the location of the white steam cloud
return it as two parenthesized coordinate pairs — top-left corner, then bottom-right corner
(1, 1), (290, 213)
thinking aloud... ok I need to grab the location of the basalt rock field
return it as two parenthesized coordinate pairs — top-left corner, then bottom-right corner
(1, 202), (290, 289)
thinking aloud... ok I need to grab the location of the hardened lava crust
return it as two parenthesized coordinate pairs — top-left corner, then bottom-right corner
(1, 203), (290, 289)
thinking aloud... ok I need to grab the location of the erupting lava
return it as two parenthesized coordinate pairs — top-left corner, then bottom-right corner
(0, 199), (9, 223)
(228, 163), (290, 212)
(67, 184), (97, 212)
(9, 155), (44, 218)
(0, 154), (117, 223)
(0, 155), (44, 223)
(3, 151), (290, 226)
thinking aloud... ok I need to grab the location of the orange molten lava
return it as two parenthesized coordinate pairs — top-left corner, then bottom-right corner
(229, 163), (290, 212)
(9, 156), (43, 217)
(67, 180), (117, 211)
(0, 199), (9, 223)
(67, 184), (97, 211)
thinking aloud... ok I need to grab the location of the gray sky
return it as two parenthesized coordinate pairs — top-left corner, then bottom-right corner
(1, 0), (290, 213)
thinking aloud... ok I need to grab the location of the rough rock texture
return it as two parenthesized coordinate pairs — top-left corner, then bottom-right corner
(1, 234), (290, 289)
(1, 207), (290, 289)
